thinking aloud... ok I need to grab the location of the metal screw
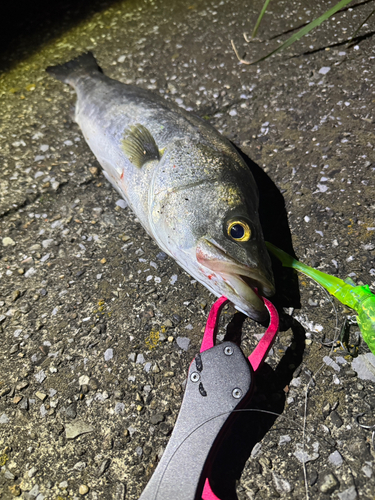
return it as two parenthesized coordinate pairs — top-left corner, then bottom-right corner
(224, 346), (233, 356)
(190, 372), (200, 383)
(232, 388), (242, 399)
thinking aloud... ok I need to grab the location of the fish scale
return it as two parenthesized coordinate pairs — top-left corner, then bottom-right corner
(46, 52), (275, 321)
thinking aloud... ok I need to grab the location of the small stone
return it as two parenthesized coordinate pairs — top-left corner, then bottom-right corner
(89, 166), (99, 176)
(156, 251), (167, 261)
(66, 403), (77, 419)
(19, 398), (29, 410)
(338, 486), (358, 500)
(35, 391), (47, 401)
(115, 483), (126, 500)
(104, 348), (113, 361)
(9, 344), (19, 354)
(8, 484), (21, 496)
(176, 337), (190, 351)
(164, 371), (175, 377)
(172, 314), (181, 324)
(42, 239), (54, 249)
(28, 466), (38, 478)
(4, 469), (15, 480)
(152, 363), (160, 373)
(272, 472), (292, 494)
(320, 473), (339, 493)
(79, 375), (90, 387)
(2, 237), (16, 247)
(167, 336), (174, 343)
(13, 395), (23, 404)
(329, 450), (343, 467)
(136, 353), (145, 364)
(11, 290), (21, 301)
(150, 413), (164, 425)
(330, 410), (343, 428)
(308, 470), (318, 486)
(100, 258), (107, 264)
(159, 422), (172, 436)
(65, 420), (94, 439)
(163, 319), (173, 328)
(79, 485), (89, 495)
(97, 458), (110, 477)
(89, 378), (99, 391)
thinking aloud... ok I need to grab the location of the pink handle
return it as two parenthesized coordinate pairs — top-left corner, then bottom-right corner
(202, 478), (220, 500)
(200, 296), (229, 353)
(248, 296), (279, 372)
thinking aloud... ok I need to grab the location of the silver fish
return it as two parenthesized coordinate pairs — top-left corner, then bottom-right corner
(46, 52), (274, 321)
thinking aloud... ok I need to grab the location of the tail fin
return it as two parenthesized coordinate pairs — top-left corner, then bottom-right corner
(46, 52), (102, 84)
(266, 242), (296, 268)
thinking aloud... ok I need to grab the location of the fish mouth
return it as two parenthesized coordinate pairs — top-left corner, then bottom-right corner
(196, 238), (275, 319)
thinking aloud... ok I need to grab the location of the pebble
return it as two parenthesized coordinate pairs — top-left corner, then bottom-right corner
(272, 471), (292, 494)
(34, 370), (46, 383)
(115, 483), (126, 500)
(351, 353), (375, 382)
(8, 484), (21, 496)
(329, 450), (343, 467)
(176, 337), (190, 351)
(28, 466), (38, 478)
(338, 486), (358, 500)
(150, 413), (164, 425)
(65, 420), (94, 439)
(330, 410), (343, 428)
(0, 413), (10, 423)
(89, 378), (99, 391)
(104, 348), (113, 361)
(79, 485), (89, 495)
(320, 473), (339, 493)
(97, 458), (111, 477)
(136, 353), (145, 364)
(4, 469), (15, 480)
(35, 391), (47, 401)
(2, 237), (16, 247)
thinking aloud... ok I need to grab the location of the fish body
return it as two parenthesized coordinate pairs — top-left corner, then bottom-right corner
(46, 53), (275, 321)
(266, 242), (375, 354)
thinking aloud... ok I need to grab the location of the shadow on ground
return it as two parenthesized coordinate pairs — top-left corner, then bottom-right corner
(1, 0), (120, 72)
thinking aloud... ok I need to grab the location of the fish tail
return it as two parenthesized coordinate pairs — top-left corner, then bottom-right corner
(46, 52), (102, 84)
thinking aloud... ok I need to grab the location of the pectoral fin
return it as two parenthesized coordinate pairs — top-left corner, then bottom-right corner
(121, 124), (161, 168)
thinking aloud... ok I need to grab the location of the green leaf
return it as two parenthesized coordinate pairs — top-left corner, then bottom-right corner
(252, 0), (272, 38)
(233, 0), (354, 65)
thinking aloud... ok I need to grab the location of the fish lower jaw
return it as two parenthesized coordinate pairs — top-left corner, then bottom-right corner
(220, 273), (267, 319)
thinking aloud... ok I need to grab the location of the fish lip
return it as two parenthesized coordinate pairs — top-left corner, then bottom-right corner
(196, 238), (275, 298)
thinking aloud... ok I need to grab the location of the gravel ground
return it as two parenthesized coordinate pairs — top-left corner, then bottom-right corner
(0, 0), (375, 499)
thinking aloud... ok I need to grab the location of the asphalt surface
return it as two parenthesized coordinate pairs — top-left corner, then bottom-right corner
(0, 0), (375, 499)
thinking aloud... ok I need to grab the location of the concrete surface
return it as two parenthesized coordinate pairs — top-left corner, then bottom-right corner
(0, 0), (374, 498)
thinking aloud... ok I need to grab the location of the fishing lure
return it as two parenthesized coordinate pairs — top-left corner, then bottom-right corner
(266, 242), (375, 355)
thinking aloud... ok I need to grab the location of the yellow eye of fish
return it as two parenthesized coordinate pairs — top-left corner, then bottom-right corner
(227, 221), (251, 242)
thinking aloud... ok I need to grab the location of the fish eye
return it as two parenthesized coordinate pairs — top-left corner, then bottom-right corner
(227, 220), (251, 242)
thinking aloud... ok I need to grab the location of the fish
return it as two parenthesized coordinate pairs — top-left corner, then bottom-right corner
(266, 242), (375, 354)
(46, 52), (275, 322)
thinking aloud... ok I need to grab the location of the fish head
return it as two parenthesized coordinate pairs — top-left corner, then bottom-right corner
(149, 141), (275, 322)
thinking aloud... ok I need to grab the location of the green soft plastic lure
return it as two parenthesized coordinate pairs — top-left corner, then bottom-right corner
(266, 242), (375, 355)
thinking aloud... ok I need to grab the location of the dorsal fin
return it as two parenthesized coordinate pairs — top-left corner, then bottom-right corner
(121, 124), (161, 168)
